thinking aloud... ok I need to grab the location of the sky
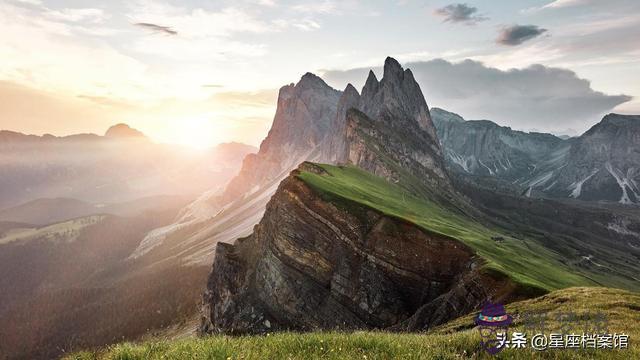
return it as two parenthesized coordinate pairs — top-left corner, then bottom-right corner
(0, 0), (639, 147)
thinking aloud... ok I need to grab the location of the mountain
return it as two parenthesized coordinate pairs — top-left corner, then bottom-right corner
(0, 126), (256, 210)
(432, 110), (640, 205)
(0, 198), (99, 225)
(220, 73), (341, 204)
(201, 163), (529, 334)
(529, 114), (640, 204)
(0, 195), (191, 225)
(431, 108), (566, 181)
(0, 198), (210, 360)
(132, 57), (451, 266)
(0, 127), (257, 358)
(104, 123), (146, 138)
(200, 59), (640, 336)
(330, 58), (450, 195)
(129, 73), (343, 264)
(196, 62), (466, 330)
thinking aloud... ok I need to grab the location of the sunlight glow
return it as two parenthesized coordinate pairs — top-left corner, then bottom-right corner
(173, 117), (218, 150)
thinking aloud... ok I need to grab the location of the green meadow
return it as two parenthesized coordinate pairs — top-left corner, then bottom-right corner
(67, 287), (639, 360)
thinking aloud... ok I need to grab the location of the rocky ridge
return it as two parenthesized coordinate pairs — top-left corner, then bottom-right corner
(200, 163), (515, 334)
(432, 110), (640, 205)
(538, 114), (640, 204)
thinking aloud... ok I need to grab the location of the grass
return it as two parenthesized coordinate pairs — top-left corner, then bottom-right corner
(66, 287), (640, 359)
(296, 163), (599, 292)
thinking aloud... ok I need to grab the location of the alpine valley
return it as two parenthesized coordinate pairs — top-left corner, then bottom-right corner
(2, 58), (640, 359)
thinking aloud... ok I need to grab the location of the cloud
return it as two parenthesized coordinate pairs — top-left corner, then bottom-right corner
(541, 0), (592, 9)
(11, 0), (42, 5)
(497, 24), (547, 46)
(126, 2), (274, 60)
(211, 89), (278, 107)
(134, 22), (177, 35)
(128, 3), (270, 37)
(254, 0), (277, 6)
(291, 19), (321, 31)
(47, 8), (107, 23)
(0, 2), (149, 101)
(433, 3), (487, 25)
(292, 1), (338, 14)
(525, 0), (639, 13)
(320, 58), (631, 134)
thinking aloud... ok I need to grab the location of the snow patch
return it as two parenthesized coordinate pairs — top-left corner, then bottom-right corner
(447, 150), (471, 173)
(527, 171), (554, 188)
(568, 169), (599, 198)
(478, 160), (494, 175)
(605, 162), (639, 204)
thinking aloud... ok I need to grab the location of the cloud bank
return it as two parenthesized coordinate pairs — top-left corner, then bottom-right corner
(321, 58), (631, 134)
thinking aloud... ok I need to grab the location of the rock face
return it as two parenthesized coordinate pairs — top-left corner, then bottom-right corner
(431, 108), (566, 181)
(359, 59), (439, 149)
(325, 57), (450, 192)
(200, 163), (513, 334)
(540, 114), (640, 204)
(432, 110), (640, 205)
(344, 108), (450, 194)
(221, 73), (342, 204)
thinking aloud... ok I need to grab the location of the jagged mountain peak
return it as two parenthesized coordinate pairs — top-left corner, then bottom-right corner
(383, 56), (404, 81)
(357, 57), (439, 150)
(343, 83), (360, 97)
(220, 69), (342, 204)
(362, 70), (379, 98)
(297, 72), (332, 90)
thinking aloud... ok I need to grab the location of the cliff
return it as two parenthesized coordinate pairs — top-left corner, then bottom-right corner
(200, 163), (520, 334)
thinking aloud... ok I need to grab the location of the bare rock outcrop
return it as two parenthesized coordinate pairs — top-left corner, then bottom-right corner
(200, 163), (515, 334)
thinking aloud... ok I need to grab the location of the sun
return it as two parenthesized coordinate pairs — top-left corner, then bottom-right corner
(174, 117), (218, 150)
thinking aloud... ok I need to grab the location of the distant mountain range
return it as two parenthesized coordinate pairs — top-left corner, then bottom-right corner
(0, 124), (256, 359)
(0, 195), (193, 225)
(0, 125), (256, 210)
(431, 108), (640, 204)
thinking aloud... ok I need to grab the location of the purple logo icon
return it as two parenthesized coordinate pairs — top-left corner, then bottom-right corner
(476, 302), (513, 355)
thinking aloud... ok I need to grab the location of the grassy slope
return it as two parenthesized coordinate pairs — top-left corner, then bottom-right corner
(67, 287), (639, 359)
(297, 163), (598, 292)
